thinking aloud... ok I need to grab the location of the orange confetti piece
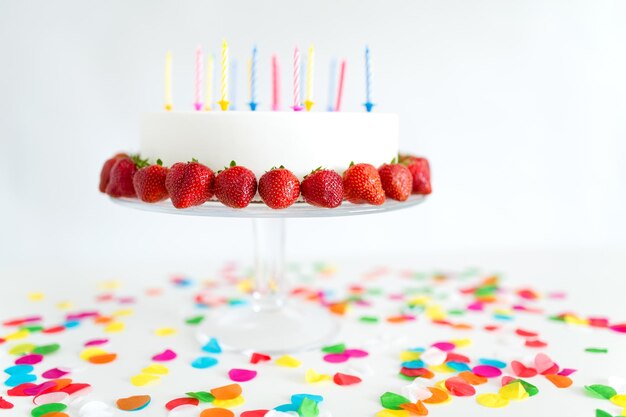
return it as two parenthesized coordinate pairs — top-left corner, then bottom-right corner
(50, 378), (73, 391)
(328, 302), (348, 315)
(116, 395), (151, 411)
(545, 374), (573, 388)
(210, 384), (242, 400)
(88, 353), (117, 364)
(200, 408), (235, 417)
(422, 387), (448, 404)
(458, 371), (488, 385)
(400, 400), (429, 415)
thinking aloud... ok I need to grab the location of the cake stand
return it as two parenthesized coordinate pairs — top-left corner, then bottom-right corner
(112, 196), (426, 353)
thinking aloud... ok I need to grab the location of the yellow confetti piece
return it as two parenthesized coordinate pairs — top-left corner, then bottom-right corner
(476, 393), (509, 408)
(622, 406), (626, 417)
(236, 279), (253, 292)
(57, 301), (74, 310)
(400, 351), (422, 361)
(130, 373), (160, 386)
(113, 308), (134, 317)
(8, 343), (36, 355)
(305, 368), (332, 383)
(375, 410), (410, 417)
(80, 347), (109, 360)
(98, 279), (121, 290)
(499, 382), (529, 400)
(142, 364), (169, 375)
(28, 292), (45, 301)
(212, 395), (245, 408)
(435, 380), (449, 392)
(5, 329), (30, 341)
(451, 338), (472, 348)
(407, 296), (430, 307)
(425, 305), (446, 320)
(563, 314), (588, 325)
(154, 327), (177, 337)
(104, 321), (125, 333)
(611, 394), (626, 407)
(275, 355), (301, 368)
(429, 364), (456, 373)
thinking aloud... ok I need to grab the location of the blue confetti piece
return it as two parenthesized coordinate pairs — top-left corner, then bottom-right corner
(202, 337), (222, 354)
(479, 358), (507, 369)
(4, 365), (34, 375)
(401, 360), (425, 369)
(407, 347), (425, 352)
(5, 373), (36, 387)
(446, 361), (471, 371)
(64, 320), (80, 328)
(493, 314), (513, 321)
(275, 403), (298, 412)
(291, 393), (324, 407)
(191, 356), (218, 369)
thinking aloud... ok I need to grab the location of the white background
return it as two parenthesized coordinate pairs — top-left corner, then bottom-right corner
(1, 0), (626, 270)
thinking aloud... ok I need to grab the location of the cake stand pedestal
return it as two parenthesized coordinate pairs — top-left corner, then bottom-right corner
(112, 196), (425, 353)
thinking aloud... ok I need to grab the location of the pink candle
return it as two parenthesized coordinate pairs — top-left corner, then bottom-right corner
(334, 60), (346, 112)
(292, 47), (303, 111)
(272, 55), (280, 111)
(194, 46), (203, 111)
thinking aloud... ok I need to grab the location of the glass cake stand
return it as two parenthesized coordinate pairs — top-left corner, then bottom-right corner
(112, 196), (426, 353)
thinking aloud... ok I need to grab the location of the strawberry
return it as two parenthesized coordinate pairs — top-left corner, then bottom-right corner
(105, 155), (147, 198)
(342, 163), (385, 205)
(401, 155), (432, 195)
(258, 166), (300, 209)
(165, 160), (215, 209)
(133, 159), (170, 203)
(214, 161), (257, 208)
(99, 153), (127, 193)
(378, 160), (413, 201)
(300, 168), (343, 208)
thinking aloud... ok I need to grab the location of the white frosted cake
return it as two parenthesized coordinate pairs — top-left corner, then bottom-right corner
(140, 112), (399, 178)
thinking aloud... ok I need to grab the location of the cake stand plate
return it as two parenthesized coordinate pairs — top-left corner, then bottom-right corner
(112, 196), (426, 353)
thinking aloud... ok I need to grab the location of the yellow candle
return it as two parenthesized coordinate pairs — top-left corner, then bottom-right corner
(204, 55), (214, 111)
(304, 45), (315, 111)
(218, 40), (230, 111)
(164, 51), (173, 111)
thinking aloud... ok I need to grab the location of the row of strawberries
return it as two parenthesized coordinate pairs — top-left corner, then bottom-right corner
(99, 153), (431, 209)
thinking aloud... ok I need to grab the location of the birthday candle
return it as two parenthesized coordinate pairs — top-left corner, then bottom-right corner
(292, 47), (302, 111)
(271, 55), (280, 111)
(334, 60), (346, 112)
(204, 55), (214, 111)
(327, 58), (337, 112)
(249, 46), (258, 111)
(218, 40), (229, 111)
(194, 46), (203, 111)
(164, 51), (173, 111)
(364, 46), (374, 112)
(304, 45), (315, 111)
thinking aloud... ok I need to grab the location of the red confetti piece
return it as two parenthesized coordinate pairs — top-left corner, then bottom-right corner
(534, 353), (555, 373)
(240, 410), (269, 417)
(445, 377), (476, 396)
(42, 325), (65, 334)
(501, 376), (516, 386)
(333, 373), (362, 386)
(515, 328), (539, 337)
(400, 368), (434, 379)
(483, 325), (500, 332)
(59, 383), (91, 396)
(3, 316), (42, 326)
(165, 397), (199, 410)
(250, 352), (271, 364)
(446, 352), (470, 363)
(588, 317), (609, 328)
(525, 338), (548, 348)
(511, 361), (538, 378)
(610, 323), (626, 333)
(0, 397), (14, 409)
(7, 383), (37, 396)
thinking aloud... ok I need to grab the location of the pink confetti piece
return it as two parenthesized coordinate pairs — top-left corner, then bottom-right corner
(41, 368), (70, 379)
(228, 368), (257, 382)
(84, 338), (109, 347)
(610, 323), (626, 333)
(323, 353), (350, 363)
(525, 338), (548, 348)
(534, 353), (555, 373)
(445, 377), (476, 396)
(345, 349), (368, 358)
(24, 381), (57, 396)
(15, 354), (43, 365)
(472, 365), (502, 378)
(152, 349), (177, 362)
(33, 391), (69, 405)
(431, 342), (455, 352)
(558, 368), (577, 376)
(501, 376), (516, 386)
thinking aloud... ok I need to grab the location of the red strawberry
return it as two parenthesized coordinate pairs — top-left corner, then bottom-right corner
(378, 161), (413, 201)
(165, 160), (215, 209)
(401, 155), (432, 195)
(133, 159), (170, 203)
(300, 168), (343, 208)
(258, 166), (300, 209)
(342, 163), (385, 205)
(214, 161), (257, 208)
(105, 156), (147, 198)
(99, 153), (127, 193)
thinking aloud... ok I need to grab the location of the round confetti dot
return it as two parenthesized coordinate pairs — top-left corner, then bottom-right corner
(15, 354), (43, 365)
(333, 372), (361, 386)
(8, 343), (36, 355)
(228, 368), (257, 382)
(4, 364), (34, 375)
(212, 396), (245, 408)
(166, 397), (199, 410)
(210, 384), (242, 401)
(192, 356), (219, 369)
(472, 365), (502, 378)
(152, 349), (177, 361)
(275, 355), (301, 368)
(41, 368), (70, 379)
(154, 327), (177, 337)
(422, 387), (449, 404)
(116, 395), (151, 411)
(322, 353), (349, 363)
(476, 393), (509, 408)
(31, 403), (67, 417)
(200, 408), (235, 417)
(33, 391), (69, 406)
(142, 364), (169, 375)
(88, 353), (117, 364)
(445, 377), (476, 396)
(130, 373), (160, 387)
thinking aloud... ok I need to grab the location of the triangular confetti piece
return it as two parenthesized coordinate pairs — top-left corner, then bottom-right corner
(305, 369), (332, 383)
(250, 352), (271, 364)
(333, 372), (362, 386)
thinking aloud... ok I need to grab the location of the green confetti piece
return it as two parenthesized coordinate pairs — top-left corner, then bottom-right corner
(380, 392), (411, 410)
(447, 309), (465, 316)
(32, 403), (67, 417)
(585, 384), (617, 399)
(298, 397), (319, 417)
(595, 409), (612, 417)
(359, 316), (379, 324)
(397, 373), (417, 381)
(516, 379), (539, 397)
(366, 288), (384, 295)
(32, 343), (60, 355)
(21, 325), (43, 333)
(186, 391), (215, 402)
(321, 343), (345, 354)
(585, 347), (608, 354)
(185, 315), (205, 325)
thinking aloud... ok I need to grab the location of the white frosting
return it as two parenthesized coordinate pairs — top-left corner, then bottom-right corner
(140, 112), (399, 178)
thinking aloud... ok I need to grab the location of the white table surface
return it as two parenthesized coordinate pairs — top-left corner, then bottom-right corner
(1, 250), (625, 417)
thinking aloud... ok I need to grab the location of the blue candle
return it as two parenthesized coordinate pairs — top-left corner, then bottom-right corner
(249, 46), (258, 111)
(364, 46), (374, 112)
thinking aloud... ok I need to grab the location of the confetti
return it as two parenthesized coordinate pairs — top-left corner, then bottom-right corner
(142, 364), (169, 375)
(476, 393), (509, 408)
(545, 374), (572, 388)
(166, 397), (200, 410)
(130, 373), (160, 387)
(499, 381), (529, 400)
(228, 368), (257, 382)
(104, 321), (125, 333)
(275, 355), (301, 368)
(200, 408), (235, 417)
(399, 401), (428, 416)
(152, 349), (177, 361)
(585, 384), (617, 399)
(611, 395), (626, 407)
(511, 361), (538, 378)
(42, 368), (70, 379)
(0, 397), (14, 409)
(192, 356), (219, 369)
(186, 315), (205, 325)
(4, 364), (34, 375)
(154, 327), (177, 337)
(585, 347), (608, 354)
(472, 365), (502, 378)
(33, 391), (69, 405)
(9, 343), (36, 355)
(376, 409), (410, 417)
(211, 384), (242, 400)
(15, 354), (43, 365)
(333, 372), (361, 386)
(305, 368), (332, 383)
(88, 353), (117, 364)
(445, 377), (476, 396)
(31, 403), (67, 417)
(212, 396), (245, 408)
(250, 352), (271, 364)
(186, 391), (216, 402)
(202, 338), (222, 353)
(298, 397), (319, 417)
(322, 343), (346, 353)
(116, 395), (151, 411)
(380, 392), (411, 410)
